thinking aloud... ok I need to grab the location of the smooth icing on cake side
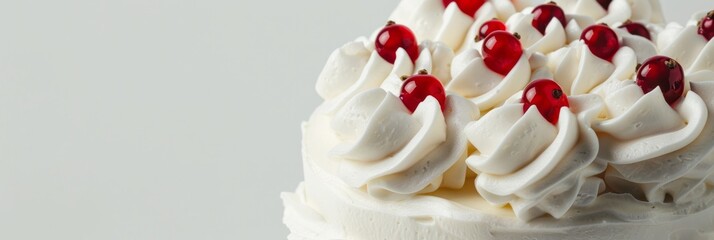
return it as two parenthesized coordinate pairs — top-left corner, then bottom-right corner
(283, 0), (714, 239)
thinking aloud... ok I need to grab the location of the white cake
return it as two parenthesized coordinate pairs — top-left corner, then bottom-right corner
(283, 0), (714, 239)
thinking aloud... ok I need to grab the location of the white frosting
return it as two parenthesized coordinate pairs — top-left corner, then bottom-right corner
(286, 0), (714, 237)
(617, 28), (658, 64)
(315, 38), (372, 100)
(446, 48), (531, 111)
(657, 12), (714, 74)
(466, 94), (607, 220)
(602, 81), (714, 204)
(547, 40), (637, 95)
(553, 0), (665, 26)
(389, 0), (520, 51)
(506, 11), (566, 54)
(281, 106), (714, 239)
(456, 7), (596, 52)
(316, 38), (454, 112)
(331, 89), (479, 200)
(381, 40), (455, 96)
(281, 183), (345, 240)
(595, 82), (707, 163)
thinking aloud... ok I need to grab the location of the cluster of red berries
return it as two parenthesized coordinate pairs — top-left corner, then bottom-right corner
(373, 1), (709, 125)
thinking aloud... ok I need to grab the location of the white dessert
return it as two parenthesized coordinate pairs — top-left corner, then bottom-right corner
(283, 101), (714, 239)
(284, 0), (714, 239)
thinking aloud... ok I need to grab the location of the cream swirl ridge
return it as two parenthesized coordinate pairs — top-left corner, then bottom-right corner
(505, 10), (566, 54)
(614, 25), (659, 64)
(331, 88), (479, 200)
(446, 47), (531, 111)
(552, 0), (664, 26)
(657, 12), (714, 74)
(547, 41), (637, 95)
(316, 37), (454, 112)
(593, 81), (707, 164)
(601, 79), (714, 204)
(466, 94), (606, 221)
(389, 0), (519, 51)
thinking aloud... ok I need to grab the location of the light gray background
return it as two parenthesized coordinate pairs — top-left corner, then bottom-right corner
(0, 1), (710, 239)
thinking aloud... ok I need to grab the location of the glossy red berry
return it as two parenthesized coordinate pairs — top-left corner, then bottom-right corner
(522, 79), (570, 125)
(636, 56), (685, 106)
(477, 19), (507, 41)
(482, 31), (523, 76)
(442, 0), (487, 17)
(531, 2), (567, 35)
(596, 0), (612, 10)
(375, 21), (420, 64)
(400, 70), (447, 113)
(619, 20), (651, 40)
(580, 24), (620, 61)
(698, 10), (714, 41)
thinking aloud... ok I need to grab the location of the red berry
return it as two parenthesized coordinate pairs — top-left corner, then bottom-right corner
(477, 19), (507, 41)
(580, 24), (620, 62)
(375, 21), (420, 64)
(698, 11), (714, 41)
(442, 0), (486, 17)
(400, 70), (447, 113)
(596, 0), (612, 10)
(522, 79), (570, 125)
(636, 56), (685, 106)
(482, 31), (523, 76)
(619, 20), (651, 40)
(531, 3), (567, 35)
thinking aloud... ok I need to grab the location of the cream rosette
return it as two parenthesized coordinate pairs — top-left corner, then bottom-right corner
(599, 76), (714, 204)
(501, 7), (627, 53)
(445, 45), (533, 111)
(546, 40), (637, 96)
(465, 94), (606, 221)
(552, 0), (664, 26)
(658, 11), (714, 75)
(612, 24), (659, 64)
(501, 7), (570, 54)
(316, 38), (454, 112)
(389, 0), (521, 51)
(330, 88), (479, 200)
(459, 11), (592, 54)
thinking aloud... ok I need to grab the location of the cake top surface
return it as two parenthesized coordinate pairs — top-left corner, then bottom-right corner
(312, 0), (714, 221)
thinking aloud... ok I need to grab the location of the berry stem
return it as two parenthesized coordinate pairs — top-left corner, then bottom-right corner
(665, 59), (677, 69)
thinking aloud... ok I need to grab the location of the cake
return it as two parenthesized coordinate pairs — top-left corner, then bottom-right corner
(282, 0), (714, 239)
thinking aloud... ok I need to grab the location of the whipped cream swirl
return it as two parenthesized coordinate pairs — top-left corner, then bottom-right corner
(457, 6), (596, 52)
(599, 79), (714, 203)
(446, 47), (532, 111)
(306, 0), (714, 223)
(466, 94), (606, 220)
(547, 41), (637, 95)
(553, 0), (665, 26)
(331, 88), (479, 200)
(613, 25), (659, 63)
(389, 0), (520, 51)
(316, 37), (454, 112)
(657, 11), (714, 75)
(504, 8), (569, 54)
